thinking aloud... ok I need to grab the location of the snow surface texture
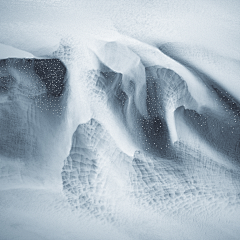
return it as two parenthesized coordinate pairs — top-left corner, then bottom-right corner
(0, 0), (240, 239)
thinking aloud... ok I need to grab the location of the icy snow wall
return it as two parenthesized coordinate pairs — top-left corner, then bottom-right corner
(0, 0), (240, 240)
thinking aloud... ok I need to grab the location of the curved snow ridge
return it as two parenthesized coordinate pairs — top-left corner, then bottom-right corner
(85, 69), (139, 156)
(174, 84), (240, 166)
(146, 66), (198, 114)
(86, 64), (197, 158)
(85, 41), (240, 163)
(145, 65), (198, 143)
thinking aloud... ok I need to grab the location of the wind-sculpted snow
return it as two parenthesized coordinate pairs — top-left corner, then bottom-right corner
(60, 56), (240, 238)
(1, 41), (240, 239)
(62, 119), (240, 227)
(1, 1), (240, 237)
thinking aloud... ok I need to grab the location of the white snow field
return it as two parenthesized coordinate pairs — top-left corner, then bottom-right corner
(0, 0), (240, 239)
